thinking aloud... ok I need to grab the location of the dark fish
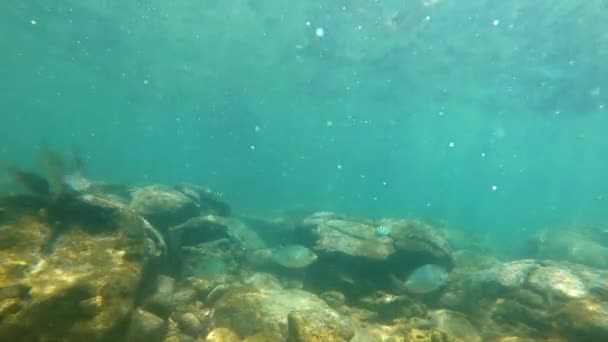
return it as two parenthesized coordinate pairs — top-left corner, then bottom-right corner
(6, 167), (50, 196)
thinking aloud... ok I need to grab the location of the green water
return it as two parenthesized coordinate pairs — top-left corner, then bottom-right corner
(2, 0), (608, 252)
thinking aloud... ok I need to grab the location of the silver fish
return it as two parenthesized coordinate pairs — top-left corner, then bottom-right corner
(394, 264), (448, 294)
(269, 245), (318, 269)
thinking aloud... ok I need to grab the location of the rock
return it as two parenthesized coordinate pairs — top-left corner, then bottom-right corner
(320, 291), (346, 309)
(524, 228), (608, 269)
(174, 183), (231, 217)
(287, 309), (354, 341)
(0, 194), (157, 341)
(471, 260), (539, 295)
(358, 291), (425, 321)
(205, 327), (241, 342)
(452, 250), (499, 271)
(211, 273), (350, 339)
(172, 288), (197, 307)
(130, 185), (201, 229)
(179, 335), (195, 342)
(297, 212), (395, 260)
(162, 317), (182, 342)
(424, 310), (481, 342)
(296, 212), (453, 296)
(241, 272), (283, 291)
(403, 328), (460, 342)
(178, 312), (202, 337)
(553, 300), (608, 341)
(143, 275), (176, 318)
(167, 215), (246, 280)
(448, 259), (608, 340)
(242, 332), (283, 341)
(167, 215), (233, 257)
(179, 239), (242, 280)
(298, 212), (452, 263)
(126, 308), (167, 342)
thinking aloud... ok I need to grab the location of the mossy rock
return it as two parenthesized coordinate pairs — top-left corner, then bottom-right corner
(212, 274), (349, 339)
(0, 195), (158, 341)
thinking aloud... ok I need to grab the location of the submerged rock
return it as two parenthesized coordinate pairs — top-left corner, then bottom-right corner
(174, 183), (231, 217)
(142, 275), (176, 318)
(130, 185), (201, 229)
(0, 196), (160, 341)
(211, 273), (352, 339)
(205, 327), (241, 341)
(296, 212), (453, 296)
(403, 328), (460, 342)
(177, 312), (202, 337)
(126, 308), (167, 342)
(524, 228), (608, 269)
(445, 259), (608, 341)
(287, 309), (354, 341)
(297, 212), (452, 263)
(424, 309), (481, 342)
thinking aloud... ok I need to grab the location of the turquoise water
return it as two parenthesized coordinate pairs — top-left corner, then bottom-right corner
(2, 0), (608, 252)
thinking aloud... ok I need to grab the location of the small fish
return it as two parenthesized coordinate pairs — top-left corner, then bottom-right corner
(269, 245), (318, 269)
(6, 167), (50, 196)
(393, 264), (448, 294)
(375, 225), (391, 237)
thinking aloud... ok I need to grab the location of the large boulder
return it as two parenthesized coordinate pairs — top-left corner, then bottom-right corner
(524, 227), (608, 269)
(130, 185), (201, 230)
(0, 193), (162, 341)
(296, 212), (453, 296)
(297, 212), (452, 263)
(440, 259), (608, 341)
(210, 273), (354, 340)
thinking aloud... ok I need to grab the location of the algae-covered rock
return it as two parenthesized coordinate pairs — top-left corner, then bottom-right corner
(0, 193), (160, 341)
(130, 185), (201, 229)
(404, 328), (461, 342)
(296, 212), (453, 296)
(211, 273), (350, 339)
(423, 310), (481, 342)
(205, 327), (241, 341)
(178, 312), (202, 337)
(174, 183), (231, 217)
(142, 274), (176, 318)
(126, 308), (167, 342)
(524, 228), (608, 269)
(167, 215), (233, 257)
(298, 212), (452, 263)
(447, 259), (608, 341)
(287, 309), (354, 341)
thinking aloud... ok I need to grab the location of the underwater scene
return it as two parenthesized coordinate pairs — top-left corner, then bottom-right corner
(1, 0), (608, 341)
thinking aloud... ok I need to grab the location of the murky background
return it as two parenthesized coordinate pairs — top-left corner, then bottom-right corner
(2, 0), (608, 252)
